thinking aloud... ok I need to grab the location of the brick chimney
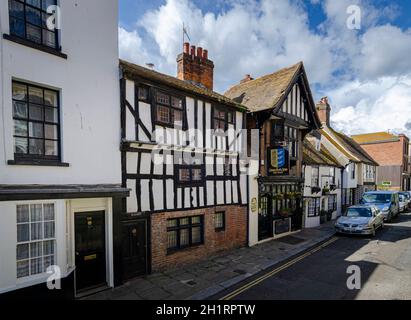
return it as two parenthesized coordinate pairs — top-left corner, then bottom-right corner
(240, 74), (254, 84)
(177, 42), (215, 90)
(316, 96), (331, 127)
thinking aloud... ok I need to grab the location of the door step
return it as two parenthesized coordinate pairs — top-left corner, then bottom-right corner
(76, 284), (111, 299)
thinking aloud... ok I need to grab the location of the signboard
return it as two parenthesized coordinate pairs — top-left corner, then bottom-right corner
(382, 181), (392, 186)
(251, 198), (258, 213)
(268, 147), (290, 176)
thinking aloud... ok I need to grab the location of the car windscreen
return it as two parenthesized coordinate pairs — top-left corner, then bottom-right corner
(345, 208), (372, 218)
(362, 193), (392, 203)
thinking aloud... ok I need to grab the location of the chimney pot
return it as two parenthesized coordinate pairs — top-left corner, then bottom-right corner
(240, 74), (254, 84)
(183, 42), (190, 54)
(197, 47), (203, 59)
(177, 44), (214, 90)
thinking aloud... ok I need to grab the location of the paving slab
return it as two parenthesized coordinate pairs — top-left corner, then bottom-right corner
(86, 221), (336, 300)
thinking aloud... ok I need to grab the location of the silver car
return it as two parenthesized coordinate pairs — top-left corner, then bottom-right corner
(335, 205), (384, 237)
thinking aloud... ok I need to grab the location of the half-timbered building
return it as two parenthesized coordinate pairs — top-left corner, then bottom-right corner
(225, 62), (321, 246)
(118, 43), (249, 278)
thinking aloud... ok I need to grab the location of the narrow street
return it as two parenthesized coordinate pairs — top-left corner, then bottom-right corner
(216, 213), (411, 300)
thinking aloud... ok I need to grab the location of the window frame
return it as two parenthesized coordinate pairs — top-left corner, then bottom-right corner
(213, 105), (235, 131)
(167, 216), (204, 253)
(328, 195), (337, 212)
(16, 202), (57, 280)
(308, 198), (321, 217)
(12, 80), (61, 163)
(311, 167), (319, 187)
(285, 125), (299, 159)
(8, 0), (60, 51)
(175, 164), (205, 187)
(214, 211), (226, 232)
(153, 89), (186, 129)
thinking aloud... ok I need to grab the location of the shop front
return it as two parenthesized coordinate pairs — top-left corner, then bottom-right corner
(258, 179), (304, 241)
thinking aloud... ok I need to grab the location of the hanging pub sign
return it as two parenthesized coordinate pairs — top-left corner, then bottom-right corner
(268, 146), (290, 176)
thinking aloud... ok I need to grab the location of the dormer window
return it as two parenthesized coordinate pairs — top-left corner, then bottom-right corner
(8, 0), (59, 50)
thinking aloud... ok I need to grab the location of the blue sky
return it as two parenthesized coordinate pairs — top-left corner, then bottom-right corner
(118, 0), (411, 136)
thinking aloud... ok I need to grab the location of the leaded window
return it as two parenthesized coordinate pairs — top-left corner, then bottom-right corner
(155, 91), (184, 128)
(167, 216), (204, 252)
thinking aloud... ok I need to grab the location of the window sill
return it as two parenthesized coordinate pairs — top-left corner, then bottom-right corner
(3, 34), (68, 59)
(8, 160), (70, 167)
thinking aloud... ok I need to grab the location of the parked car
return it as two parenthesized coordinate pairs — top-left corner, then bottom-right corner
(399, 194), (407, 213)
(399, 192), (411, 210)
(335, 205), (384, 237)
(360, 191), (400, 222)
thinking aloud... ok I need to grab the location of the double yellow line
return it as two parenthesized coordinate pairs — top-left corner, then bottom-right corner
(220, 237), (339, 300)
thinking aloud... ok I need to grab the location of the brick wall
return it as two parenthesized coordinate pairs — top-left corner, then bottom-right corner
(151, 205), (247, 272)
(360, 141), (403, 166)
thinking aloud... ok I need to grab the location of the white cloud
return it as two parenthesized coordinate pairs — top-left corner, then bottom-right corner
(330, 75), (411, 136)
(120, 0), (411, 136)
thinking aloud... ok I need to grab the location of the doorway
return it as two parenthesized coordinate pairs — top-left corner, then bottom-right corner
(122, 219), (148, 280)
(75, 211), (107, 293)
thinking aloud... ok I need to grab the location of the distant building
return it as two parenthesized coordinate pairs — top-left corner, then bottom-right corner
(352, 132), (411, 191)
(316, 98), (379, 212)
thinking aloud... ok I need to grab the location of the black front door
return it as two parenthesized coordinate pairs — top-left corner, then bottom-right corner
(75, 211), (106, 292)
(258, 194), (273, 241)
(122, 220), (147, 280)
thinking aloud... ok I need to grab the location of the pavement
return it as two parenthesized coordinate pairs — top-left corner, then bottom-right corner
(86, 221), (337, 300)
(213, 212), (411, 300)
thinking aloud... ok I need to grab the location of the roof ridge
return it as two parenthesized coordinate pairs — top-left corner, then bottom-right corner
(224, 61), (302, 95)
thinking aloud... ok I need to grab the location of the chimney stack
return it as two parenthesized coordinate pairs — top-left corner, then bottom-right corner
(177, 42), (215, 91)
(240, 74), (254, 84)
(316, 96), (331, 127)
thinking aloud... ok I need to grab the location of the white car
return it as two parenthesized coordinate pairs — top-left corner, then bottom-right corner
(399, 194), (407, 213)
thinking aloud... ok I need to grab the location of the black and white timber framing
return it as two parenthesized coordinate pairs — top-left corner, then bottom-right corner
(120, 62), (249, 216)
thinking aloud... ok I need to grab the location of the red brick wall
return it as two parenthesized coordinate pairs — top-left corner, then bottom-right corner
(151, 205), (247, 272)
(177, 52), (214, 90)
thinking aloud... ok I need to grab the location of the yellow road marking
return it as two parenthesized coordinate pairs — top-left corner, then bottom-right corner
(220, 237), (339, 300)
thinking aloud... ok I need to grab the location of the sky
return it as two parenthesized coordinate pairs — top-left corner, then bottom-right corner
(118, 0), (411, 136)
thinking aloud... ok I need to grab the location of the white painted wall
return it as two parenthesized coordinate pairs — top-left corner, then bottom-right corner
(0, 197), (114, 294)
(0, 0), (121, 185)
(303, 165), (342, 228)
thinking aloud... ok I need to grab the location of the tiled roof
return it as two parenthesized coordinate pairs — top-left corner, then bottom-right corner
(120, 59), (247, 112)
(321, 127), (379, 166)
(224, 62), (303, 112)
(303, 139), (340, 167)
(352, 132), (400, 144)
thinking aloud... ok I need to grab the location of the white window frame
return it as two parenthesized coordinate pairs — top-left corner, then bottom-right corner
(15, 201), (58, 283)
